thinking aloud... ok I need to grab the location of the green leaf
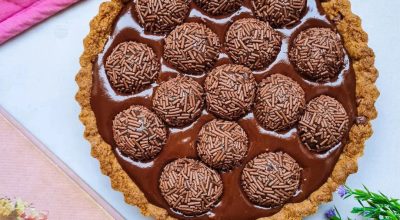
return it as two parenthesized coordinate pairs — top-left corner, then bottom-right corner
(338, 185), (400, 220)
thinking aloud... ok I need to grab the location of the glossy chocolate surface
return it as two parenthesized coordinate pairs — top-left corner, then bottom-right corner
(91, 0), (356, 219)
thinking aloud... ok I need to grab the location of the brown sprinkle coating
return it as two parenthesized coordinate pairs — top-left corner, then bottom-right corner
(204, 64), (257, 120)
(298, 95), (349, 152)
(254, 74), (305, 131)
(112, 105), (167, 161)
(163, 22), (221, 74)
(289, 28), (345, 82)
(251, 0), (306, 27)
(193, 0), (243, 16)
(197, 119), (249, 171)
(105, 41), (160, 94)
(241, 152), (301, 207)
(135, 0), (190, 34)
(225, 18), (282, 70)
(159, 158), (223, 215)
(152, 76), (205, 127)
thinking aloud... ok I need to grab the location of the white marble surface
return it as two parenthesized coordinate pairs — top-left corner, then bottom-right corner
(0, 0), (399, 219)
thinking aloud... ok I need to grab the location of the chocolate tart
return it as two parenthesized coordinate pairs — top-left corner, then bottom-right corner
(76, 0), (379, 219)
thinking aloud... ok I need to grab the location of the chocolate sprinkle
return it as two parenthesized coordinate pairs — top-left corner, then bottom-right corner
(135, 0), (190, 34)
(159, 158), (223, 215)
(197, 119), (249, 171)
(193, 0), (243, 15)
(298, 95), (349, 152)
(152, 76), (205, 127)
(105, 41), (160, 94)
(251, 0), (306, 27)
(112, 105), (167, 161)
(163, 22), (221, 74)
(204, 64), (257, 120)
(241, 152), (301, 207)
(255, 74), (305, 131)
(289, 28), (345, 82)
(225, 18), (282, 70)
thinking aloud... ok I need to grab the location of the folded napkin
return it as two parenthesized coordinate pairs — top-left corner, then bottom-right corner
(0, 107), (123, 219)
(0, 0), (79, 44)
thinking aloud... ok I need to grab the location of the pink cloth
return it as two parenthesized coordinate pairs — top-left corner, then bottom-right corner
(0, 0), (79, 44)
(0, 107), (124, 219)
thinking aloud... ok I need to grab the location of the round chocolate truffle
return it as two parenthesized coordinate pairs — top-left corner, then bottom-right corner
(112, 105), (167, 161)
(135, 0), (189, 34)
(105, 41), (160, 94)
(254, 74), (305, 131)
(159, 158), (223, 215)
(225, 18), (282, 70)
(298, 95), (349, 152)
(163, 22), (221, 74)
(289, 28), (345, 82)
(204, 64), (257, 120)
(193, 0), (243, 15)
(251, 0), (306, 27)
(152, 76), (205, 127)
(197, 119), (249, 171)
(241, 152), (301, 207)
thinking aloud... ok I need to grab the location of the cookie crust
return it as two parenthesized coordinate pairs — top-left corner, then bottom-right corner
(75, 0), (379, 219)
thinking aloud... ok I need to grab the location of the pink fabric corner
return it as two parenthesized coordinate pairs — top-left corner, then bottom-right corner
(0, 0), (38, 22)
(0, 0), (79, 45)
(0, 107), (124, 219)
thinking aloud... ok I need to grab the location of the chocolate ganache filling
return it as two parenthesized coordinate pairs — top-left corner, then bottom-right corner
(90, 0), (356, 219)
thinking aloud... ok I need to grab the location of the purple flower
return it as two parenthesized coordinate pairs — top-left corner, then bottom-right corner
(337, 185), (348, 198)
(325, 208), (337, 219)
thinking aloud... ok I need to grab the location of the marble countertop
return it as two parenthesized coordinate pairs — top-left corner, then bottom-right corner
(0, 0), (399, 219)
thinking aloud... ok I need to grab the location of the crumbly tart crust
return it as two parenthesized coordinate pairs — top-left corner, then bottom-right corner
(75, 0), (379, 219)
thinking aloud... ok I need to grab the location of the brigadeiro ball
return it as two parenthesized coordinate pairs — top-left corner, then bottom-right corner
(251, 0), (306, 27)
(225, 18), (282, 70)
(241, 152), (301, 207)
(152, 76), (205, 127)
(112, 105), (167, 161)
(204, 64), (257, 120)
(135, 0), (189, 34)
(298, 95), (349, 152)
(163, 22), (221, 74)
(159, 158), (223, 215)
(105, 41), (160, 94)
(254, 74), (305, 131)
(197, 119), (249, 171)
(193, 0), (243, 15)
(289, 28), (345, 82)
